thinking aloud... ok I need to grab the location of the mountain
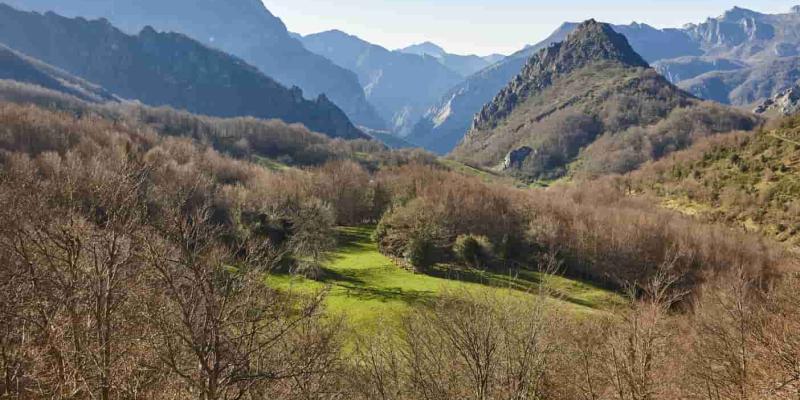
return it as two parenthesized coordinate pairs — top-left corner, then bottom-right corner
(407, 8), (793, 155)
(483, 54), (506, 64)
(399, 41), (495, 77)
(0, 0), (386, 130)
(402, 41), (447, 58)
(0, 43), (116, 103)
(678, 57), (800, 106)
(300, 30), (462, 135)
(610, 22), (701, 62)
(672, 7), (800, 106)
(450, 20), (756, 180)
(0, 5), (366, 139)
(654, 57), (745, 83)
(407, 23), (576, 154)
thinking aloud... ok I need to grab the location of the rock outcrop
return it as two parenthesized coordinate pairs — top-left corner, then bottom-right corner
(755, 85), (800, 115)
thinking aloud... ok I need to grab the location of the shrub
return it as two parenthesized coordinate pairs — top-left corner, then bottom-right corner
(404, 234), (436, 271)
(453, 234), (494, 268)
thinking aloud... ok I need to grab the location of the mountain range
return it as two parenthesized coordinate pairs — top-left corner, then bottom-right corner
(0, 4), (366, 139)
(398, 41), (501, 77)
(299, 30), (463, 135)
(1, 0), (386, 129)
(410, 5), (800, 154)
(451, 20), (757, 180)
(0, 1), (798, 163)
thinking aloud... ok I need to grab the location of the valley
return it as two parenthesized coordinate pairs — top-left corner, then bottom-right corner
(0, 1), (798, 399)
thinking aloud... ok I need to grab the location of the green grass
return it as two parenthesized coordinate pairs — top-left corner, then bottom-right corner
(269, 226), (625, 329)
(252, 155), (291, 171)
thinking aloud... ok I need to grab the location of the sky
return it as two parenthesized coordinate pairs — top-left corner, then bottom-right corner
(263, 0), (799, 56)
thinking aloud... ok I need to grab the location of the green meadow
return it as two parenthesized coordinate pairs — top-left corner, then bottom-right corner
(269, 226), (626, 329)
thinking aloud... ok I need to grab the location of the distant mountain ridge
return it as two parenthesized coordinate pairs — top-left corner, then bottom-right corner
(399, 41), (497, 77)
(673, 6), (800, 106)
(299, 30), (462, 136)
(0, 0), (386, 129)
(0, 4), (366, 139)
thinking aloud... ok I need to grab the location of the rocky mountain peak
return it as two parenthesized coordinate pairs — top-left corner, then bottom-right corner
(721, 6), (763, 21)
(561, 19), (649, 68)
(470, 20), (648, 132)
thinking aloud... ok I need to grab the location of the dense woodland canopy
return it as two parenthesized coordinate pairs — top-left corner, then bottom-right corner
(0, 81), (798, 398)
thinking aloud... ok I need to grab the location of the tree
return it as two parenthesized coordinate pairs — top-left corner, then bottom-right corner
(142, 188), (340, 399)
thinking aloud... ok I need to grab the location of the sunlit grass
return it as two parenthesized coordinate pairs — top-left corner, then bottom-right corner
(268, 226), (626, 330)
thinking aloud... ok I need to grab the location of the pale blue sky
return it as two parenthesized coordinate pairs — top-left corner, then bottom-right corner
(263, 0), (799, 55)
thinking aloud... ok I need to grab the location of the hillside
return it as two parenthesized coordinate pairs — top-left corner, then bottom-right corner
(300, 30), (462, 135)
(627, 115), (800, 246)
(452, 20), (757, 180)
(0, 75), (793, 400)
(0, 5), (367, 140)
(1, 0), (386, 129)
(0, 44), (116, 103)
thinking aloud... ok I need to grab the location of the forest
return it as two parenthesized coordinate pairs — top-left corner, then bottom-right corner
(0, 82), (798, 399)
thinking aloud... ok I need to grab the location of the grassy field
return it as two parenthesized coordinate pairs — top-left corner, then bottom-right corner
(269, 226), (625, 329)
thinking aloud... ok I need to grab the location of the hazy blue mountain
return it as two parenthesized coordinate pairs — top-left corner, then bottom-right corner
(0, 5), (366, 139)
(300, 30), (462, 135)
(654, 56), (745, 83)
(0, 43), (116, 103)
(401, 41), (447, 58)
(399, 41), (495, 77)
(674, 6), (800, 106)
(1, 0), (386, 129)
(483, 54), (506, 64)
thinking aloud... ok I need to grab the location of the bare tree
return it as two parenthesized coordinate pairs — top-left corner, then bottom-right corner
(142, 188), (340, 400)
(605, 257), (687, 400)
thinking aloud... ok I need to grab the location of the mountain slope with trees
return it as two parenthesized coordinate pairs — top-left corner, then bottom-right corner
(0, 5), (367, 140)
(626, 114), (800, 246)
(452, 20), (757, 180)
(0, 43), (116, 103)
(1, 0), (386, 129)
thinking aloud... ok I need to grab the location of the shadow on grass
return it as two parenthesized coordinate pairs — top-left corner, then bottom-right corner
(426, 265), (608, 310)
(313, 225), (616, 311)
(317, 267), (367, 286)
(333, 283), (437, 305)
